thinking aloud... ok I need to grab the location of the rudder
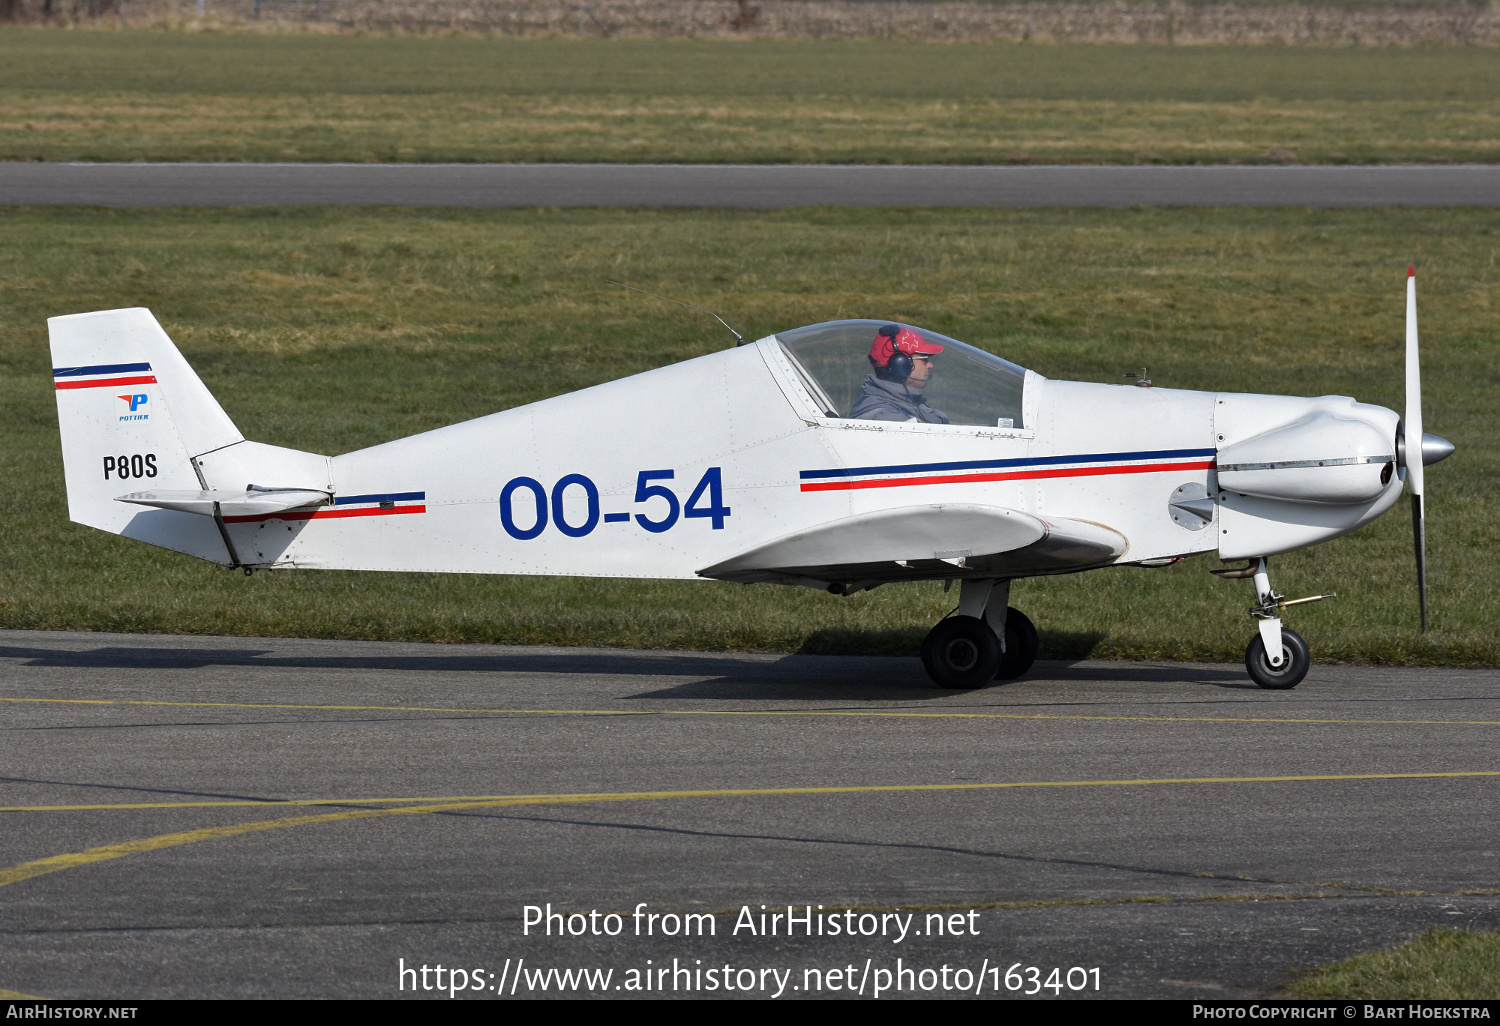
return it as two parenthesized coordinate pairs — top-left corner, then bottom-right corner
(50, 308), (244, 559)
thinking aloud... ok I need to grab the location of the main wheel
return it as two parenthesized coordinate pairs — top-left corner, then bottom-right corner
(1245, 627), (1310, 690)
(920, 616), (1002, 689)
(996, 607), (1040, 680)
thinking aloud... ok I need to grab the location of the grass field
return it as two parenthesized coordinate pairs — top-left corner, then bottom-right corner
(2, 32), (1499, 163)
(0, 205), (1494, 663)
(1289, 928), (1500, 999)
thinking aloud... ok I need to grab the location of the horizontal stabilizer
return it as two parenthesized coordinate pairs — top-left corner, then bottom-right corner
(117, 488), (331, 518)
(698, 503), (1126, 585)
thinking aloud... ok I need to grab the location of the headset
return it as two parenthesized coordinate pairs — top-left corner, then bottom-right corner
(876, 323), (913, 383)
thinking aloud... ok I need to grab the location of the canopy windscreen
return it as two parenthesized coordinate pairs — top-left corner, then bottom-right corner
(776, 319), (1028, 428)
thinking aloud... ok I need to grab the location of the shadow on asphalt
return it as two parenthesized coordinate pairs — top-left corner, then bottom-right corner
(0, 642), (1255, 700)
(624, 661), (1257, 700)
(0, 642), (800, 679)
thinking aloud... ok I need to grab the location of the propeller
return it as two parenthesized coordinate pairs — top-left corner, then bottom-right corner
(1403, 266), (1457, 632)
(1406, 266), (1426, 631)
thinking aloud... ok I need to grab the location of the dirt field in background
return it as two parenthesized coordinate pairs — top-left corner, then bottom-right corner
(9, 0), (1500, 45)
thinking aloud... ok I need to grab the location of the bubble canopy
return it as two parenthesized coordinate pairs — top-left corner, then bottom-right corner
(775, 320), (1029, 429)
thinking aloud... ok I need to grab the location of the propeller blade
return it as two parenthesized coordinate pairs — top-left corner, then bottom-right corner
(1413, 495), (1427, 632)
(1405, 266), (1427, 631)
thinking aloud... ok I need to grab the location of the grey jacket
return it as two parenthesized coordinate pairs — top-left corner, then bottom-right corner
(848, 375), (950, 424)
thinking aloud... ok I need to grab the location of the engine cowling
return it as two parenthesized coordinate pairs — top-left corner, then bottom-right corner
(1216, 406), (1395, 505)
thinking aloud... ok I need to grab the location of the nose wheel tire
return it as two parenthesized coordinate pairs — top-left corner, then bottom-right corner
(996, 607), (1040, 680)
(920, 615), (1002, 689)
(1245, 627), (1311, 690)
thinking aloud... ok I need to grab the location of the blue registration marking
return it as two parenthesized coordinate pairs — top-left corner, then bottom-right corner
(500, 469), (730, 540)
(500, 478), (548, 540)
(551, 474), (600, 537)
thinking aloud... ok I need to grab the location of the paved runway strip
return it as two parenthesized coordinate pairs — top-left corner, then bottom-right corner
(3, 163), (1499, 208)
(1, 629), (1497, 999)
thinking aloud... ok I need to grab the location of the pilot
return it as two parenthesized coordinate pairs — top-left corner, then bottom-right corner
(849, 324), (949, 423)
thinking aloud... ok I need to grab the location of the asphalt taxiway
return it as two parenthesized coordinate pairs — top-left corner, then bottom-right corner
(1, 629), (1497, 1000)
(3, 163), (1500, 208)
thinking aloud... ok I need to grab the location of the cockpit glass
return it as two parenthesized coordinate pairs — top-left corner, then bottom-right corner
(775, 319), (1028, 428)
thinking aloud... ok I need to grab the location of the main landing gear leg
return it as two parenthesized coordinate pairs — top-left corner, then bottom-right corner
(920, 579), (1039, 689)
(1243, 557), (1311, 690)
(985, 581), (1040, 681)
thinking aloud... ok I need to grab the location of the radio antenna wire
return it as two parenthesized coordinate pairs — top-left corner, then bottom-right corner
(605, 280), (747, 347)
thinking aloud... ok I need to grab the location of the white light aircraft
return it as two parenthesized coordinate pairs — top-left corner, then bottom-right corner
(48, 269), (1452, 690)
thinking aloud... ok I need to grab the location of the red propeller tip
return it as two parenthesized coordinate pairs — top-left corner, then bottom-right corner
(1408, 265), (1416, 277)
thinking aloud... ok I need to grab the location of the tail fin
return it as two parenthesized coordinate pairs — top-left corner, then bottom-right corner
(49, 308), (329, 564)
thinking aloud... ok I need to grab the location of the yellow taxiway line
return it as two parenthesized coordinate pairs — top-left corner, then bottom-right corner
(4, 695), (1500, 727)
(0, 769), (1496, 886)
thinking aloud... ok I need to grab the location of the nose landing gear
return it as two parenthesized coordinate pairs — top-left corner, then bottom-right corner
(920, 579), (1039, 689)
(1246, 628), (1310, 690)
(1213, 557), (1331, 690)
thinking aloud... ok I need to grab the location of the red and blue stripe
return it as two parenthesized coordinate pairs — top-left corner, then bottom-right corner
(223, 491), (426, 524)
(800, 448), (1215, 492)
(53, 362), (156, 391)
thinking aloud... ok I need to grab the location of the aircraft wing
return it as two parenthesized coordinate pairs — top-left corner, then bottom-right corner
(697, 503), (1127, 585)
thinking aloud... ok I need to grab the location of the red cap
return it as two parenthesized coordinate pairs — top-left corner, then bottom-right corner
(869, 325), (943, 369)
(1409, 265), (1416, 277)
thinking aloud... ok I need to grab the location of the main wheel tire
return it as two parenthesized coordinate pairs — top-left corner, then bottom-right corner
(920, 616), (1002, 689)
(995, 607), (1040, 680)
(919, 621), (938, 670)
(1245, 627), (1310, 690)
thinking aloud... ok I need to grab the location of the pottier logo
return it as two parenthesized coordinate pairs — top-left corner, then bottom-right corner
(118, 393), (149, 421)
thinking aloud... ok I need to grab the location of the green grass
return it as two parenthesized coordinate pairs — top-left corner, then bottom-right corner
(10, 32), (1500, 98)
(0, 205), (1495, 662)
(1289, 928), (1500, 999)
(2, 32), (1499, 163)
